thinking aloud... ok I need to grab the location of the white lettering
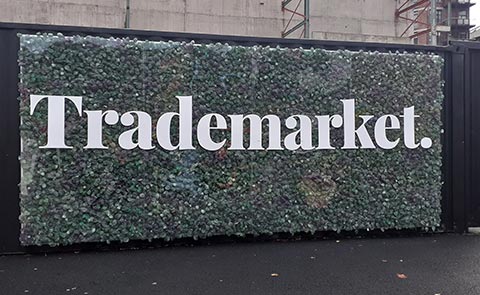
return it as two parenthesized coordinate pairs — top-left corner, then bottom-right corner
(30, 95), (432, 151)
(284, 115), (314, 151)
(30, 95), (83, 149)
(119, 111), (154, 150)
(228, 114), (282, 150)
(342, 99), (375, 149)
(197, 114), (227, 151)
(374, 115), (400, 149)
(156, 96), (194, 151)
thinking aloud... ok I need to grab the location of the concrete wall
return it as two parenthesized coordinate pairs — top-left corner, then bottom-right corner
(310, 0), (408, 43)
(0, 0), (410, 43)
(129, 0), (286, 37)
(0, 0), (125, 28)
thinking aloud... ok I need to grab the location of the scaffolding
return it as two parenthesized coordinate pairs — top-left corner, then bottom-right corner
(281, 0), (310, 38)
(395, 0), (457, 45)
(395, 0), (436, 44)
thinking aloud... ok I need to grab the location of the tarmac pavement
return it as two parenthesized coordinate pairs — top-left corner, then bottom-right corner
(1, 234), (479, 295)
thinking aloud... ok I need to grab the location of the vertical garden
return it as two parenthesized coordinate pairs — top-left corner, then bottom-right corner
(18, 34), (443, 246)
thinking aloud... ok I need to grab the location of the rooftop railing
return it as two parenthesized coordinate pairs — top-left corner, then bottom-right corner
(451, 17), (470, 25)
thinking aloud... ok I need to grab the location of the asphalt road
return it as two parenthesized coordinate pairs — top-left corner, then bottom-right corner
(1, 234), (479, 295)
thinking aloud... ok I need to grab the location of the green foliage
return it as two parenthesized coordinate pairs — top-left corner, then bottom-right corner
(18, 34), (443, 246)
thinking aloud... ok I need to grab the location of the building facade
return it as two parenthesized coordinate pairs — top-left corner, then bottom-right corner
(0, 0), (411, 43)
(471, 26), (480, 40)
(411, 0), (475, 45)
(0, 0), (474, 45)
(446, 0), (475, 42)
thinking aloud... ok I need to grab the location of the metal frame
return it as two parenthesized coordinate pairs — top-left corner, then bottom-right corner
(454, 41), (480, 228)
(449, 42), (467, 231)
(396, 0), (433, 40)
(281, 0), (310, 38)
(0, 22), (466, 253)
(0, 27), (21, 254)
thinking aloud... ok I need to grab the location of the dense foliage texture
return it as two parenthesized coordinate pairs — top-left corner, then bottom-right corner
(18, 34), (443, 246)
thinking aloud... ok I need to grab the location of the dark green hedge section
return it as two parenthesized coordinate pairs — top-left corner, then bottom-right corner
(18, 34), (443, 246)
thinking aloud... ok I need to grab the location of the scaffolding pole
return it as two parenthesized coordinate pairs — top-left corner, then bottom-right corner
(124, 0), (131, 29)
(304, 0), (310, 38)
(395, 0), (440, 45)
(431, 0), (437, 45)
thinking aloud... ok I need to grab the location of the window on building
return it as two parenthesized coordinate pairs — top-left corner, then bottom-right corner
(452, 30), (469, 40)
(436, 9), (443, 24)
(458, 31), (468, 40)
(459, 10), (468, 24)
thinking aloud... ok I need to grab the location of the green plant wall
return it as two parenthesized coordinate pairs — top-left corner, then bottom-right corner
(18, 34), (444, 246)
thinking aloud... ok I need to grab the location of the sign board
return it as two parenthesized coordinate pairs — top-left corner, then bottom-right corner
(18, 34), (443, 246)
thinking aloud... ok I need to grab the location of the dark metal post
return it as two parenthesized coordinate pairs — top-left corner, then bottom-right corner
(304, 0), (310, 39)
(0, 28), (22, 253)
(450, 44), (467, 232)
(431, 0), (437, 45)
(125, 0), (131, 29)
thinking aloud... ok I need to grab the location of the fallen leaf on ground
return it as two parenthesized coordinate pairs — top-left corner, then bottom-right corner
(271, 273), (279, 277)
(396, 273), (408, 279)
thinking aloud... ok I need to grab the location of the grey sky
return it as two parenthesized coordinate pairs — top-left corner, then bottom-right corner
(471, 0), (480, 29)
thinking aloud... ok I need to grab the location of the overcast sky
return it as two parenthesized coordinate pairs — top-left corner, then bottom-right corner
(471, 0), (480, 29)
